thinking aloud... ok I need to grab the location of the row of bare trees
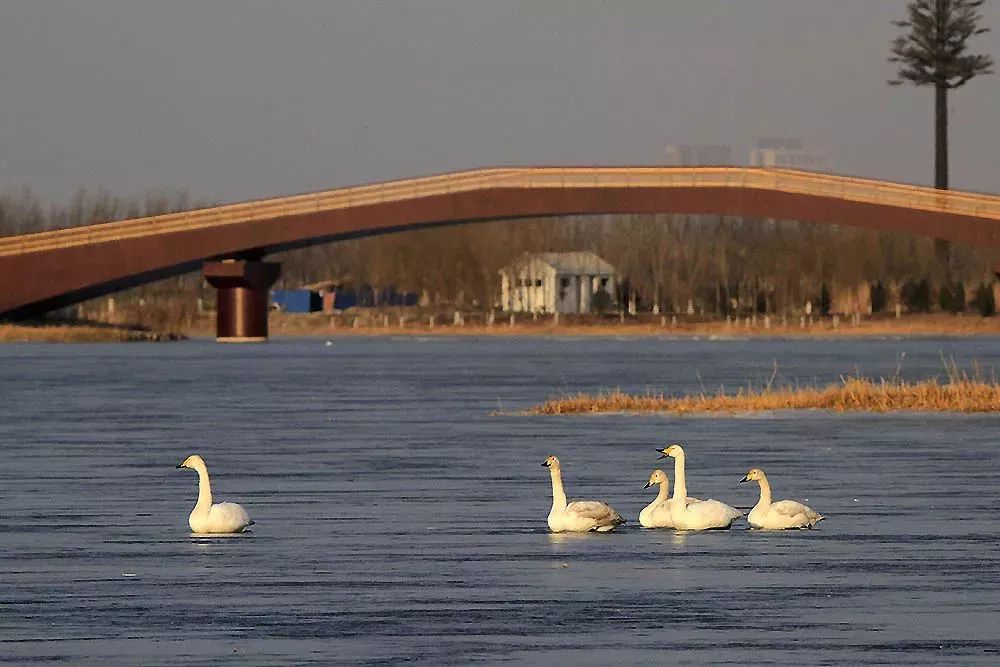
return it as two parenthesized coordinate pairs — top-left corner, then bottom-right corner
(273, 213), (998, 315)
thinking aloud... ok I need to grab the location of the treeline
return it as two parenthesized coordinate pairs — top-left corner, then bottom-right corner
(2, 189), (997, 318)
(277, 214), (998, 316)
(0, 188), (206, 235)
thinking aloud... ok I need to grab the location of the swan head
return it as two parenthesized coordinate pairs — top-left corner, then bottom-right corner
(176, 454), (206, 470)
(644, 469), (669, 489)
(657, 443), (684, 459)
(740, 467), (765, 483)
(541, 455), (561, 469)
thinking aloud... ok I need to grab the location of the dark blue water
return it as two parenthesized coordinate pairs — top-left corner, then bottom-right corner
(1, 336), (999, 665)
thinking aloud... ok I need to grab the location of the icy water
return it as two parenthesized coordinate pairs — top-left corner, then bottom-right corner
(1, 336), (999, 665)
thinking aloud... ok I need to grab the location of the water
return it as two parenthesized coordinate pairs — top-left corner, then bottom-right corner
(1, 336), (999, 665)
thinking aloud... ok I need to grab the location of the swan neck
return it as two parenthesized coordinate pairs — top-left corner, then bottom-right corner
(194, 462), (213, 510)
(656, 480), (671, 503)
(549, 466), (567, 510)
(671, 454), (687, 500)
(756, 474), (772, 507)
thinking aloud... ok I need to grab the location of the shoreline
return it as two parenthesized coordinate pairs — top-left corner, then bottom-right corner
(265, 312), (1000, 339)
(5, 312), (1000, 342)
(0, 322), (185, 343)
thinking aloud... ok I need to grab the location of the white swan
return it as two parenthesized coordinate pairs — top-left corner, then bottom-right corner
(741, 468), (824, 529)
(656, 444), (742, 530)
(542, 455), (626, 532)
(638, 469), (700, 528)
(176, 454), (254, 534)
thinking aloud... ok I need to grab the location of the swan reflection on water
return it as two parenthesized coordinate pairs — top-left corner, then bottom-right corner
(545, 530), (608, 546)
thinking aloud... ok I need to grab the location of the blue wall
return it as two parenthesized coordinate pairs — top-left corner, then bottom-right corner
(271, 289), (321, 313)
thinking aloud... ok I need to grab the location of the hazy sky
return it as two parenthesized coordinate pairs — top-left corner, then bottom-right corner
(1, 0), (997, 204)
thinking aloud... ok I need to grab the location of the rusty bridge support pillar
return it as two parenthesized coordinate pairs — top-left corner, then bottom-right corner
(203, 260), (280, 343)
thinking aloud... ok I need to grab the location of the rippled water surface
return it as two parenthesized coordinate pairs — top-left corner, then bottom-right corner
(2, 336), (999, 665)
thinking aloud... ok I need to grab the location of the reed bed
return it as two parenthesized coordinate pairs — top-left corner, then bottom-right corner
(277, 312), (1000, 338)
(0, 323), (183, 343)
(526, 366), (1000, 415)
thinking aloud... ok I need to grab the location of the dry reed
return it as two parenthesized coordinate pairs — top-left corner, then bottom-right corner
(526, 363), (1000, 415)
(0, 323), (183, 343)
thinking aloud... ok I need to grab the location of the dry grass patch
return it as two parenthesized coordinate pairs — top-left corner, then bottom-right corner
(526, 368), (1000, 416)
(0, 323), (184, 343)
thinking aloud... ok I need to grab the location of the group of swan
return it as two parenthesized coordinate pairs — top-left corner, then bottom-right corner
(544, 444), (823, 533)
(176, 444), (822, 536)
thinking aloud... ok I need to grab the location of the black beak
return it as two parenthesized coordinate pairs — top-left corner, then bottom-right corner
(656, 450), (667, 460)
(739, 475), (749, 483)
(176, 464), (184, 469)
(643, 481), (652, 489)
(541, 461), (549, 468)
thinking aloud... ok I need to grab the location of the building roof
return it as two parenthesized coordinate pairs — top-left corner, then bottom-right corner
(501, 251), (616, 276)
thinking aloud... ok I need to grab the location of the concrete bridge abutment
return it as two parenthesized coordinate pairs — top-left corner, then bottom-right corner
(203, 260), (280, 342)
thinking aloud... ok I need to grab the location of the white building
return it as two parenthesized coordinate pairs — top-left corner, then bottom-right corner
(750, 138), (830, 172)
(499, 252), (617, 314)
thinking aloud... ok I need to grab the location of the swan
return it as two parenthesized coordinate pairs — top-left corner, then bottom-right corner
(656, 444), (742, 530)
(176, 454), (254, 534)
(740, 468), (824, 529)
(638, 469), (700, 528)
(542, 455), (626, 532)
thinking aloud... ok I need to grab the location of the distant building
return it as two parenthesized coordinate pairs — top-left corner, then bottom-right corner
(273, 281), (418, 314)
(664, 144), (733, 166)
(750, 138), (830, 172)
(499, 252), (617, 314)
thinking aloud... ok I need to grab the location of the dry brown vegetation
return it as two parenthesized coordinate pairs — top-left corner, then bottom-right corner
(272, 311), (1000, 338)
(0, 323), (184, 343)
(525, 364), (1000, 415)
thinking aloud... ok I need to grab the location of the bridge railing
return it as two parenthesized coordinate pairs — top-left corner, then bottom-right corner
(0, 168), (522, 256)
(2, 167), (999, 256)
(510, 168), (1000, 219)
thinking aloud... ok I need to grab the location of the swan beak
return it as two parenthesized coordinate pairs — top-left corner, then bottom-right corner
(175, 463), (185, 469)
(739, 475), (749, 483)
(540, 461), (550, 468)
(656, 449), (667, 459)
(643, 481), (652, 489)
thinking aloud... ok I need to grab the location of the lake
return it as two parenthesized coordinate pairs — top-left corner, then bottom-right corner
(1, 336), (999, 665)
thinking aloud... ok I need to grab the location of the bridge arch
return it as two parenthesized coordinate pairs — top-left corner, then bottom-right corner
(2, 167), (999, 338)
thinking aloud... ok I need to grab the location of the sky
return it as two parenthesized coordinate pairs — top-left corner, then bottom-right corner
(0, 0), (998, 204)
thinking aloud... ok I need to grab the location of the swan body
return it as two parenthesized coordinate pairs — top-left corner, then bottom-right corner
(741, 468), (824, 529)
(542, 455), (626, 532)
(657, 444), (742, 530)
(176, 454), (254, 534)
(639, 469), (699, 528)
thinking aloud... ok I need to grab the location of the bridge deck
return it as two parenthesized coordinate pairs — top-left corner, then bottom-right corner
(2, 167), (999, 257)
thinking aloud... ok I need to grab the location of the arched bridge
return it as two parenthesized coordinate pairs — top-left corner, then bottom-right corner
(2, 166), (1000, 340)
